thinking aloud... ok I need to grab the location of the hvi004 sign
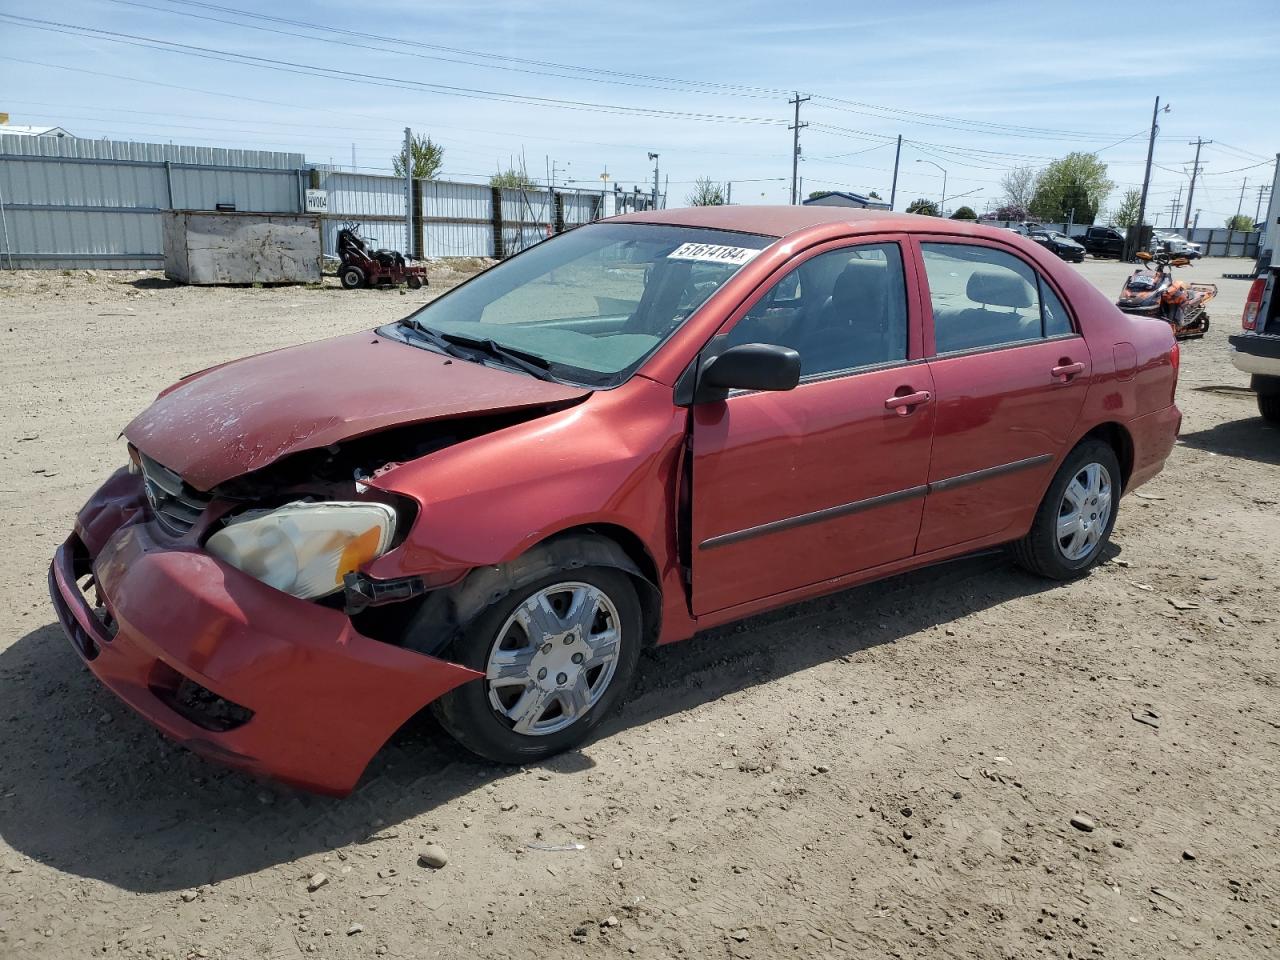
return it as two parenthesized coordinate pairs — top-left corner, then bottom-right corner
(305, 189), (328, 214)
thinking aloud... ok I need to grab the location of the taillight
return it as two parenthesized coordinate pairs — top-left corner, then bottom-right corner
(1243, 277), (1265, 330)
(1170, 341), (1180, 379)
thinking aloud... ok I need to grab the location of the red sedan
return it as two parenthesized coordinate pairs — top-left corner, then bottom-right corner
(49, 207), (1181, 794)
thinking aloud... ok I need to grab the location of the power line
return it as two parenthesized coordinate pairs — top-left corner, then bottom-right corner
(0, 15), (793, 128)
(113, 0), (1151, 145)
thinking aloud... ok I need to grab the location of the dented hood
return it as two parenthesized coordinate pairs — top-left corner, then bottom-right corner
(125, 330), (589, 490)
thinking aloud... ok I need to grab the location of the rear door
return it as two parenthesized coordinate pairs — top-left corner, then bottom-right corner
(689, 236), (935, 615)
(913, 238), (1090, 554)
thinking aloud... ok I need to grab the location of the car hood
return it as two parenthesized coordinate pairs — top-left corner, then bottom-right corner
(125, 330), (590, 490)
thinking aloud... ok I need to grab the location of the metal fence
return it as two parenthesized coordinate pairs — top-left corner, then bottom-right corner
(0, 135), (629, 269)
(0, 134), (306, 269)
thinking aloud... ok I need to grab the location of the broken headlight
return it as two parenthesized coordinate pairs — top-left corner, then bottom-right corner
(206, 501), (397, 600)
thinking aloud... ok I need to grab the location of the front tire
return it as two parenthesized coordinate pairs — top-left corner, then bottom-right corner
(340, 264), (366, 289)
(430, 564), (642, 764)
(1011, 440), (1120, 580)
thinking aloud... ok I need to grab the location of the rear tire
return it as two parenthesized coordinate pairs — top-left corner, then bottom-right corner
(1011, 439), (1121, 580)
(1259, 393), (1280, 424)
(406, 275), (423, 290)
(340, 265), (366, 289)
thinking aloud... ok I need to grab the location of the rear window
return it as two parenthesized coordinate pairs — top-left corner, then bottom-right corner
(921, 243), (1075, 352)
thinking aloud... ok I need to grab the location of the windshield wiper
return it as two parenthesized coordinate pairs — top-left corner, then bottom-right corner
(437, 331), (557, 381)
(398, 319), (469, 359)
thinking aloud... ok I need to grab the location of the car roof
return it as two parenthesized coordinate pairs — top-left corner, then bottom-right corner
(608, 204), (1013, 243)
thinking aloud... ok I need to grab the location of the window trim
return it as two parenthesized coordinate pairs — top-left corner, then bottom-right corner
(705, 234), (921, 391)
(911, 235), (1080, 358)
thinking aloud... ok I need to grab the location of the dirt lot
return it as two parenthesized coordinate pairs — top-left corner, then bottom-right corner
(0, 257), (1277, 960)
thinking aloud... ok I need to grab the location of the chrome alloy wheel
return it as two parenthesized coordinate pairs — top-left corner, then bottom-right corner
(1056, 462), (1113, 562)
(484, 582), (622, 736)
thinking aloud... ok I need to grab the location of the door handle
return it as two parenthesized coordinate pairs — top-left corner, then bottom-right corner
(885, 390), (931, 415)
(1051, 361), (1085, 382)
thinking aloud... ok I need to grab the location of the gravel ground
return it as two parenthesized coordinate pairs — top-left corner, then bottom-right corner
(0, 257), (1277, 960)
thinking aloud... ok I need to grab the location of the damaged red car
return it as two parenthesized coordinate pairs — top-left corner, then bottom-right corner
(49, 207), (1181, 795)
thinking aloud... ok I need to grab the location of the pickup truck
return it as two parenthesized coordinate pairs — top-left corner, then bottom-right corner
(1229, 157), (1280, 423)
(1072, 226), (1126, 258)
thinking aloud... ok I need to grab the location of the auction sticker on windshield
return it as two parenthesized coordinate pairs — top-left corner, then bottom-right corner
(666, 242), (762, 266)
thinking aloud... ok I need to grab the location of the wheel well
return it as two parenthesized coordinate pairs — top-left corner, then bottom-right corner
(536, 524), (664, 646)
(1080, 422), (1134, 491)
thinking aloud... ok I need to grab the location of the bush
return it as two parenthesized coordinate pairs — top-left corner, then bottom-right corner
(950, 206), (977, 220)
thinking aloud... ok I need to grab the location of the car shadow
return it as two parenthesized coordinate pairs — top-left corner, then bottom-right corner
(1178, 414), (1280, 465)
(0, 550), (1064, 892)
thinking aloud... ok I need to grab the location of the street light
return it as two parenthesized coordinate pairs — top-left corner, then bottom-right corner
(648, 152), (660, 209)
(915, 159), (947, 215)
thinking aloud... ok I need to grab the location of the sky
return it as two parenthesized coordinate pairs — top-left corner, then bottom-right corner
(1, 0), (1276, 226)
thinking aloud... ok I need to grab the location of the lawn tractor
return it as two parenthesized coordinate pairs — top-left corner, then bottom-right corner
(336, 222), (428, 290)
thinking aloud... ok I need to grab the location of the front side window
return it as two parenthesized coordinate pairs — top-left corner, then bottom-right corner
(921, 243), (1075, 352)
(398, 223), (775, 386)
(721, 243), (909, 377)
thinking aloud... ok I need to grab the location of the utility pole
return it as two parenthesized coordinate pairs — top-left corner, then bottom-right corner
(788, 92), (810, 205)
(648, 152), (660, 209)
(1133, 96), (1167, 260)
(889, 134), (902, 211)
(1236, 178), (1249, 223)
(1183, 137), (1210, 229)
(403, 127), (413, 258)
(351, 143), (357, 173)
(726, 182), (732, 205)
(1170, 183), (1183, 229)
(1256, 184), (1270, 225)
(1193, 209), (1201, 230)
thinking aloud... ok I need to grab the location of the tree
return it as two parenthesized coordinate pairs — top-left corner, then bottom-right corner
(807, 190), (828, 200)
(906, 198), (939, 216)
(1111, 188), (1142, 227)
(950, 205), (977, 220)
(1226, 213), (1253, 231)
(1029, 152), (1114, 223)
(392, 134), (445, 180)
(490, 166), (535, 190)
(868, 190), (882, 200)
(1000, 164), (1039, 212)
(687, 177), (727, 206)
(993, 203), (1029, 221)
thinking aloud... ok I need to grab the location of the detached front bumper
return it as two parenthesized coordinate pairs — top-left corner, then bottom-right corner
(48, 473), (481, 795)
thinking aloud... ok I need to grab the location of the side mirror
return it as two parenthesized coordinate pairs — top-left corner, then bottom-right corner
(696, 343), (801, 402)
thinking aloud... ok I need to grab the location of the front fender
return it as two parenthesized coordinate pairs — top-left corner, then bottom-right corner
(363, 375), (686, 598)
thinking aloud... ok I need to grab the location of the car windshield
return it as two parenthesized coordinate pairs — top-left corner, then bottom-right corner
(393, 222), (776, 386)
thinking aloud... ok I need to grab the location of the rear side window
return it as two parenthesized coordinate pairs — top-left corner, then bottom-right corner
(1041, 282), (1074, 337)
(921, 243), (1074, 352)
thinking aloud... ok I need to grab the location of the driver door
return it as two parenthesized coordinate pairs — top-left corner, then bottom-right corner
(689, 237), (935, 615)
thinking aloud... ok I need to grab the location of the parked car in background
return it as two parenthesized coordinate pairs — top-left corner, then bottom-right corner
(1005, 222), (1045, 236)
(1029, 229), (1086, 263)
(49, 207), (1183, 794)
(1072, 226), (1127, 258)
(1231, 270), (1280, 422)
(1153, 231), (1203, 260)
(1228, 155), (1280, 421)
